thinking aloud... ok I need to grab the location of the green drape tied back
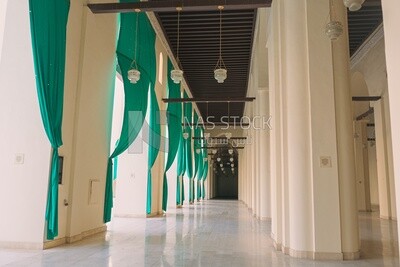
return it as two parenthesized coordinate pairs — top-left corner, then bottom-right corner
(176, 93), (189, 205)
(202, 161), (209, 199)
(183, 94), (193, 178)
(176, 140), (185, 205)
(29, 0), (70, 240)
(146, 82), (161, 214)
(162, 60), (182, 211)
(193, 113), (201, 178)
(104, 2), (156, 222)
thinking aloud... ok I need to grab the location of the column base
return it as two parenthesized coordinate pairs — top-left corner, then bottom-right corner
(44, 225), (107, 249)
(343, 251), (360, 260)
(272, 233), (359, 261)
(380, 215), (397, 221)
(281, 245), (344, 260)
(146, 211), (164, 218)
(272, 239), (282, 251)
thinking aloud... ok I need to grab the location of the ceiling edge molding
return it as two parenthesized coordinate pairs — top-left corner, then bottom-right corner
(350, 23), (384, 69)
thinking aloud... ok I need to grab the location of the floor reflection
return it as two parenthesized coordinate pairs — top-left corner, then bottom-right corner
(0, 200), (398, 266)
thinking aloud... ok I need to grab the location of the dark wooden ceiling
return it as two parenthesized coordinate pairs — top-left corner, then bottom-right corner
(348, 0), (382, 55)
(155, 8), (258, 122)
(151, 0), (383, 121)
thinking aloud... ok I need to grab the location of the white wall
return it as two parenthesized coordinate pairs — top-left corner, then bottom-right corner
(0, 0), (51, 248)
(114, 135), (149, 216)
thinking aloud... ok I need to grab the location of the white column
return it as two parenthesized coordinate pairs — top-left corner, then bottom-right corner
(0, 0), (51, 247)
(354, 120), (372, 212)
(245, 142), (251, 207)
(331, 0), (360, 259)
(246, 130), (252, 209)
(275, 0), (351, 259)
(381, 0), (400, 246)
(281, 0), (313, 254)
(258, 89), (271, 220)
(373, 98), (391, 218)
(254, 98), (261, 218)
(383, 92), (397, 219)
(269, 0), (283, 249)
(0, 0), (9, 63)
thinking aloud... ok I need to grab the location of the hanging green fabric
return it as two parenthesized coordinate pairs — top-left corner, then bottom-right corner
(162, 60), (182, 211)
(183, 94), (193, 179)
(176, 92), (190, 205)
(202, 161), (209, 199)
(146, 84), (161, 214)
(29, 0), (70, 240)
(193, 113), (201, 178)
(176, 140), (185, 205)
(113, 140), (120, 180)
(197, 179), (201, 201)
(176, 176), (181, 205)
(104, 5), (156, 222)
(197, 129), (207, 200)
(201, 180), (206, 199)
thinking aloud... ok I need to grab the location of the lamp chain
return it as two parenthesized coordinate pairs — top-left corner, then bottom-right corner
(219, 8), (222, 61)
(135, 12), (139, 62)
(329, 0), (337, 20)
(177, 9), (181, 65)
(228, 101), (230, 123)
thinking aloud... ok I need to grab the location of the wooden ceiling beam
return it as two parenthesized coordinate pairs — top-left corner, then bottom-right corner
(352, 96), (381, 101)
(88, 0), (271, 14)
(163, 97), (255, 103)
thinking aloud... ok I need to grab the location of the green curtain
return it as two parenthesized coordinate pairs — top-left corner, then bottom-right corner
(193, 113), (201, 178)
(176, 140), (185, 205)
(202, 161), (209, 199)
(162, 60), (182, 211)
(146, 83), (161, 214)
(29, 0), (70, 240)
(104, 6), (156, 222)
(197, 129), (207, 200)
(113, 140), (120, 180)
(183, 94), (193, 179)
(176, 93), (189, 205)
(197, 179), (201, 201)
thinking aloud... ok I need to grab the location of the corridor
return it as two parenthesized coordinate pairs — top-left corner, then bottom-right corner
(0, 200), (398, 266)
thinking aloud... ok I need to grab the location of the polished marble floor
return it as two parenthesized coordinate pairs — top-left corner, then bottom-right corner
(0, 200), (398, 266)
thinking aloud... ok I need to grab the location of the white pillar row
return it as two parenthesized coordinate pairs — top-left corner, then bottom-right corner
(258, 89), (271, 220)
(381, 0), (400, 249)
(353, 120), (372, 212)
(373, 98), (393, 219)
